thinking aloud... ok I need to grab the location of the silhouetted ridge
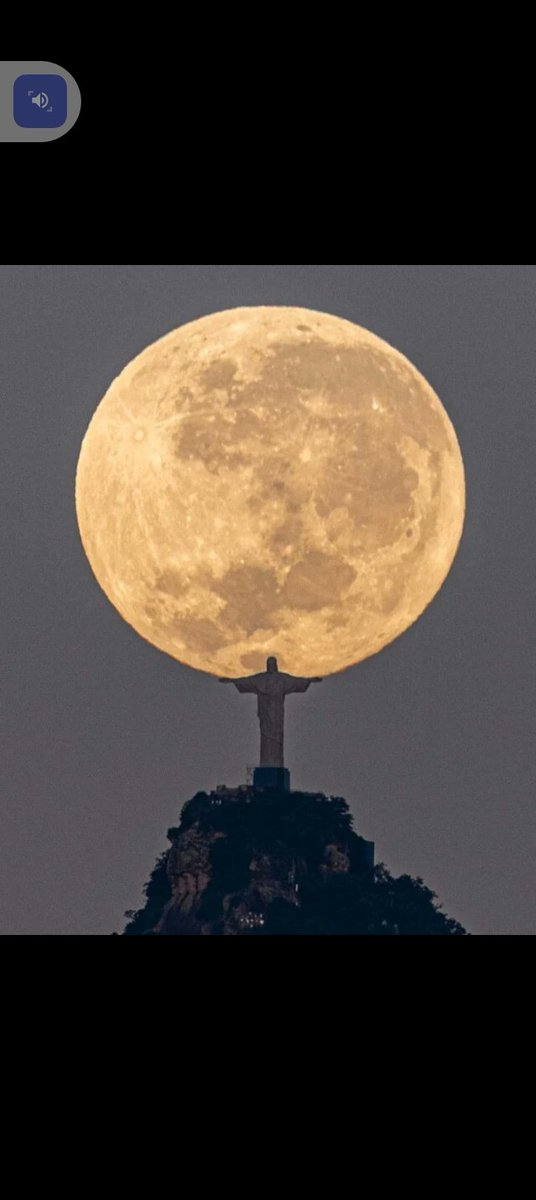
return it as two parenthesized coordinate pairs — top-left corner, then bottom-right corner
(122, 787), (466, 936)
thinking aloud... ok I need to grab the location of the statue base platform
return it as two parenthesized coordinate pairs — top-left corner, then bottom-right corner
(253, 767), (290, 792)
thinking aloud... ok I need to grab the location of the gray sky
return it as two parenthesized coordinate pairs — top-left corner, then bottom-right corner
(2, 265), (534, 935)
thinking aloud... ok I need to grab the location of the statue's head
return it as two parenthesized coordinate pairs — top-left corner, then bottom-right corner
(266, 656), (278, 673)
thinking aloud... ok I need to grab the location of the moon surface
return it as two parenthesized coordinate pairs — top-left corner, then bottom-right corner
(75, 306), (465, 678)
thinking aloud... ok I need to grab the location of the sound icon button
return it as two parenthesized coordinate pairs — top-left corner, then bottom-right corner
(14, 74), (67, 128)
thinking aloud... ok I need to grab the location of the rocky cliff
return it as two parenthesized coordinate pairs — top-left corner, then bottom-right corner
(122, 785), (466, 935)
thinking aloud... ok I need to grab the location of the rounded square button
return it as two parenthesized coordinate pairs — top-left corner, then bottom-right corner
(14, 74), (67, 128)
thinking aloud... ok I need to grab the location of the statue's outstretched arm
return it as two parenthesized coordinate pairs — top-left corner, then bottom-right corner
(218, 675), (260, 693)
(284, 675), (323, 693)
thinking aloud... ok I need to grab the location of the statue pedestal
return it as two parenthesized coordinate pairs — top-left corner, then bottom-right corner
(253, 767), (290, 792)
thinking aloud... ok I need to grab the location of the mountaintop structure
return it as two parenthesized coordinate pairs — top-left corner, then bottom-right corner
(218, 655), (323, 792)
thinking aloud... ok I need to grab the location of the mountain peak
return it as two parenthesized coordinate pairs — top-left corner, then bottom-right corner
(122, 787), (466, 936)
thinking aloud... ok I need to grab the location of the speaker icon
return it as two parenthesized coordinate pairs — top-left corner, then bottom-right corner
(31, 92), (49, 109)
(14, 74), (67, 128)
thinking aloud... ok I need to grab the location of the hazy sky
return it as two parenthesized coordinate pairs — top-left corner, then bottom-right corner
(2, 265), (534, 935)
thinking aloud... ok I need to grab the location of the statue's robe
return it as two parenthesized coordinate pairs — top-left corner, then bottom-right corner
(231, 671), (313, 767)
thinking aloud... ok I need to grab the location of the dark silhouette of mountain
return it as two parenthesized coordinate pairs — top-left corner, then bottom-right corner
(122, 786), (467, 936)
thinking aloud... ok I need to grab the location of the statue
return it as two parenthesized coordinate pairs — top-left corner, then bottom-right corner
(219, 656), (323, 768)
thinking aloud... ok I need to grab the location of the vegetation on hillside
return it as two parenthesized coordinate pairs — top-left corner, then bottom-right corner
(122, 791), (466, 936)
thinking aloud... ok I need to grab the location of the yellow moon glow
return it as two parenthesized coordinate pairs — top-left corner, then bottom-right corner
(75, 306), (465, 678)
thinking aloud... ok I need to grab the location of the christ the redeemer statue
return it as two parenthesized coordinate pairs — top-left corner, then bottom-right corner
(219, 656), (323, 768)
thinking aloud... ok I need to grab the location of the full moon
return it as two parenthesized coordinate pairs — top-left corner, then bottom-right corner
(75, 307), (465, 678)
